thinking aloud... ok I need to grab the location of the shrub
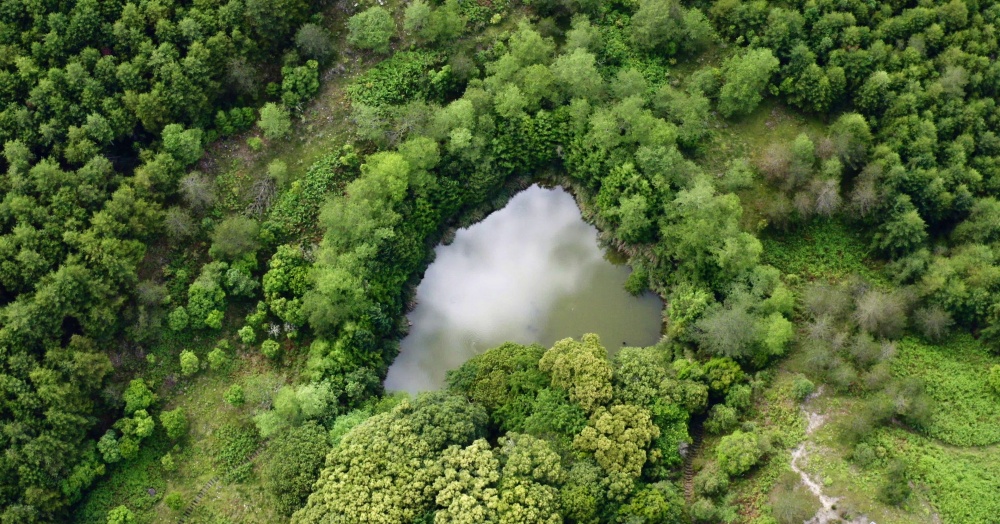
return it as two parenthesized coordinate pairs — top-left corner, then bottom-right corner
(161, 452), (176, 471)
(207, 347), (228, 371)
(225, 384), (246, 407)
(348, 7), (395, 54)
(261, 422), (330, 515)
(705, 404), (739, 434)
(210, 216), (260, 260)
(160, 407), (188, 440)
(164, 492), (185, 511)
(792, 376), (816, 401)
(258, 103), (291, 140)
(693, 462), (729, 497)
(179, 350), (199, 376)
(689, 497), (717, 523)
(168, 306), (189, 331)
(239, 325), (257, 344)
(716, 430), (763, 476)
(879, 460), (911, 506)
(990, 365), (1000, 396)
(261, 339), (281, 359)
(247, 136), (263, 151)
(770, 471), (820, 524)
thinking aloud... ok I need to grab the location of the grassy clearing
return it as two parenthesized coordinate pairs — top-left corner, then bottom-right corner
(891, 335), (1000, 447)
(761, 219), (886, 285)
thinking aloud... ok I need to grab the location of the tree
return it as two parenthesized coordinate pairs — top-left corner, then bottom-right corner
(631, 0), (687, 54)
(551, 48), (604, 100)
(161, 124), (204, 167)
(828, 113), (872, 168)
(122, 379), (154, 415)
(282, 60), (320, 108)
(716, 430), (762, 476)
(291, 394), (486, 523)
(348, 7), (395, 54)
(262, 422), (330, 515)
(160, 407), (188, 440)
(574, 404), (660, 500)
(539, 334), (613, 413)
(615, 481), (685, 523)
(179, 350), (199, 376)
(106, 505), (136, 524)
(210, 216), (260, 260)
(258, 102), (292, 139)
(226, 384), (246, 406)
(717, 48), (779, 118)
(295, 23), (334, 61)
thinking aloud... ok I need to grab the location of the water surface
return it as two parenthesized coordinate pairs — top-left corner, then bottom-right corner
(384, 185), (663, 393)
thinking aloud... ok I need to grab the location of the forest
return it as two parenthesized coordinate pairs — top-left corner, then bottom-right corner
(1, 0), (999, 522)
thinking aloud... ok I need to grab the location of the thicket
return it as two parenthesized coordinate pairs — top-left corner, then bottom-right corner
(6, 0), (1000, 520)
(0, 0), (333, 519)
(293, 335), (724, 523)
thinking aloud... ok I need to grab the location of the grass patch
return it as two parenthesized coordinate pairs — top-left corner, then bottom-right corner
(761, 219), (885, 284)
(892, 335), (1000, 447)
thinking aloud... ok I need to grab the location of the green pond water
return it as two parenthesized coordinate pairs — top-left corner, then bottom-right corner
(384, 185), (664, 393)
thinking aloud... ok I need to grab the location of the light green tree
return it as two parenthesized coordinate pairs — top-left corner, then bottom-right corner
(348, 7), (395, 54)
(717, 48), (780, 118)
(539, 334), (613, 413)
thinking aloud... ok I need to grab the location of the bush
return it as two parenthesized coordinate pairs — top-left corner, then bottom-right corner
(261, 339), (281, 359)
(179, 350), (199, 376)
(990, 365), (1000, 396)
(164, 492), (185, 511)
(160, 408), (188, 440)
(770, 471), (820, 524)
(261, 422), (330, 515)
(210, 216), (260, 260)
(225, 384), (246, 407)
(106, 505), (136, 524)
(693, 462), (729, 497)
(716, 430), (763, 476)
(160, 452), (176, 472)
(705, 404), (739, 434)
(879, 460), (911, 506)
(348, 7), (395, 54)
(258, 103), (292, 140)
(168, 306), (189, 331)
(689, 497), (717, 522)
(239, 325), (257, 344)
(207, 346), (228, 371)
(792, 376), (816, 401)
(851, 442), (877, 467)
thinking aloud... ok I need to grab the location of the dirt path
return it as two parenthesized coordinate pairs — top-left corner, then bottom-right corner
(790, 387), (871, 524)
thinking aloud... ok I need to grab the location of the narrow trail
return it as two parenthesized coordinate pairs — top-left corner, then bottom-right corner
(790, 387), (870, 524)
(683, 417), (705, 502)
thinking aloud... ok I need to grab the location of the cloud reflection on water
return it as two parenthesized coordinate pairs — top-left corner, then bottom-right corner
(384, 185), (662, 393)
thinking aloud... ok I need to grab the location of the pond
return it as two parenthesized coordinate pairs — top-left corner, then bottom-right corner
(384, 185), (664, 394)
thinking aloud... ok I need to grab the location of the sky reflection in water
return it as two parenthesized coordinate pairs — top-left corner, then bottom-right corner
(384, 185), (663, 393)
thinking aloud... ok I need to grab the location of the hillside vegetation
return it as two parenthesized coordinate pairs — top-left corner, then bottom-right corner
(1, 0), (1000, 522)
